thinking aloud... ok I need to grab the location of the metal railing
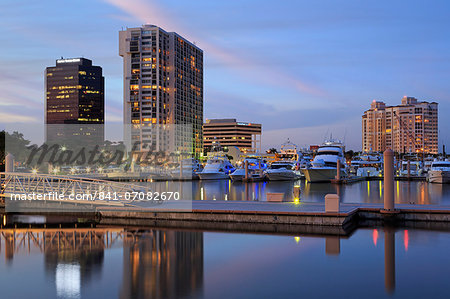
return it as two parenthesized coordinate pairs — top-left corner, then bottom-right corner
(0, 172), (151, 204)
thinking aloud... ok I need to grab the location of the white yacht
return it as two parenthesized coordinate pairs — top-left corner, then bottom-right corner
(170, 158), (204, 180)
(265, 139), (302, 180)
(427, 160), (450, 183)
(302, 140), (347, 183)
(398, 160), (423, 177)
(351, 153), (383, 177)
(229, 157), (267, 181)
(197, 155), (235, 180)
(265, 161), (300, 181)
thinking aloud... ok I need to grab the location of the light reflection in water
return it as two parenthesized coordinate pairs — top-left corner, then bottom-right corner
(373, 229), (379, 246)
(56, 263), (81, 299)
(404, 230), (409, 251)
(142, 180), (450, 205)
(0, 226), (449, 298)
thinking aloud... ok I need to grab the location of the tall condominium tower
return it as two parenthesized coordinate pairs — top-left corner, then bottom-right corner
(45, 58), (105, 144)
(119, 25), (203, 157)
(362, 96), (438, 154)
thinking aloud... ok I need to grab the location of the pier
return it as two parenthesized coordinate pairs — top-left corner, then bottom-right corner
(2, 168), (450, 234)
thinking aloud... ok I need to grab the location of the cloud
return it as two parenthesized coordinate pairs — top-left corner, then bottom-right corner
(0, 112), (39, 123)
(205, 89), (355, 129)
(101, 0), (326, 97)
(262, 119), (361, 151)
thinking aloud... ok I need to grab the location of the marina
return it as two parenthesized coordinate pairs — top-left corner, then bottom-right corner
(2, 2), (450, 297)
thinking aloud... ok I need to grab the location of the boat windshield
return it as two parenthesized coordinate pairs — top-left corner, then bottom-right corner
(432, 163), (450, 168)
(271, 164), (293, 170)
(316, 151), (340, 156)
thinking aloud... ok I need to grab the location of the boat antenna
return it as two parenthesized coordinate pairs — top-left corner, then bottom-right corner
(343, 128), (347, 144)
(324, 129), (330, 142)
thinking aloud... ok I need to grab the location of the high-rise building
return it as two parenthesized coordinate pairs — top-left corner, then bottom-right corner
(45, 58), (105, 145)
(362, 96), (438, 154)
(119, 25), (203, 157)
(203, 119), (262, 153)
(45, 58), (104, 125)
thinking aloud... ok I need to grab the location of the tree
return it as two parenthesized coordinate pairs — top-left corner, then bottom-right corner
(344, 150), (354, 161)
(267, 148), (278, 154)
(4, 131), (34, 165)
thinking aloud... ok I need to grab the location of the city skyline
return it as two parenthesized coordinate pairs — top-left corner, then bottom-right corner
(1, 0), (450, 151)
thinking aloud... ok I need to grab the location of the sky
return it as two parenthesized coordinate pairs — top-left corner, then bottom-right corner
(1, 0), (450, 151)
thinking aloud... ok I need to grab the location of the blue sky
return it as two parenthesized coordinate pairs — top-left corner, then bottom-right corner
(1, 0), (450, 150)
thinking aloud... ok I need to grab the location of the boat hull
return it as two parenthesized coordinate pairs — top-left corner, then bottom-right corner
(265, 170), (297, 181)
(303, 168), (345, 183)
(197, 172), (230, 180)
(428, 171), (450, 184)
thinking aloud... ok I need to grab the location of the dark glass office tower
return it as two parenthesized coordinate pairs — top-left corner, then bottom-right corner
(45, 58), (105, 145)
(46, 58), (104, 125)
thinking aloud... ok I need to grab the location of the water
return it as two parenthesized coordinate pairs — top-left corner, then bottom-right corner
(147, 180), (450, 205)
(0, 226), (449, 298)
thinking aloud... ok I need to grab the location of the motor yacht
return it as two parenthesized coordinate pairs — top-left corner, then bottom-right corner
(427, 159), (450, 183)
(197, 155), (235, 180)
(265, 161), (300, 181)
(398, 160), (423, 177)
(170, 158), (204, 180)
(351, 153), (383, 177)
(229, 157), (267, 181)
(265, 139), (303, 180)
(302, 139), (347, 182)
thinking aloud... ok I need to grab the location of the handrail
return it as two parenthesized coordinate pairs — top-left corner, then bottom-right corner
(0, 172), (152, 203)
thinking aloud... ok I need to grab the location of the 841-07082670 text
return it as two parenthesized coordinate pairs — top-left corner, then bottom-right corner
(9, 191), (180, 201)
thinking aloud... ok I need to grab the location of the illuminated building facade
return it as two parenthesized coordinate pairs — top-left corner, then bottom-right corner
(203, 119), (262, 153)
(119, 25), (203, 157)
(45, 58), (104, 125)
(45, 58), (105, 144)
(120, 230), (203, 298)
(362, 96), (438, 154)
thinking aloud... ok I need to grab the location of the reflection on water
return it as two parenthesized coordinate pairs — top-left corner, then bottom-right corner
(0, 227), (203, 299)
(0, 226), (450, 298)
(145, 179), (450, 205)
(119, 230), (203, 299)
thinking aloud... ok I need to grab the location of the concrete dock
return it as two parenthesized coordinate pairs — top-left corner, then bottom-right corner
(95, 200), (450, 234)
(2, 199), (450, 235)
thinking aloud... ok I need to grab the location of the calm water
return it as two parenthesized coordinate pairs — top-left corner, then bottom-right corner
(0, 226), (449, 298)
(147, 180), (450, 205)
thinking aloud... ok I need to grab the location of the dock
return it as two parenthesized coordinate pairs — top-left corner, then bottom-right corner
(94, 201), (450, 235)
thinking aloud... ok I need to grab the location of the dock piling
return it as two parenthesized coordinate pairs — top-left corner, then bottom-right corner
(383, 149), (395, 211)
(245, 160), (249, 180)
(336, 161), (341, 181)
(407, 160), (411, 179)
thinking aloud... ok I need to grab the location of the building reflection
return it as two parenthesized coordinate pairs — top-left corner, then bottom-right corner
(120, 230), (204, 299)
(42, 229), (107, 299)
(0, 227), (118, 298)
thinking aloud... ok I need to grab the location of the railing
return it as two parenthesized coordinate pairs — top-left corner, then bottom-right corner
(0, 172), (151, 204)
